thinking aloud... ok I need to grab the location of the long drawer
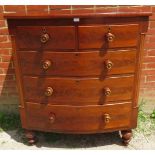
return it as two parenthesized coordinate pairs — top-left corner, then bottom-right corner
(23, 76), (134, 105)
(16, 26), (76, 50)
(19, 50), (136, 77)
(26, 102), (132, 133)
(78, 24), (139, 49)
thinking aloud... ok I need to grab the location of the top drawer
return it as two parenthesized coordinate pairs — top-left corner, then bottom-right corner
(16, 26), (76, 50)
(78, 24), (139, 49)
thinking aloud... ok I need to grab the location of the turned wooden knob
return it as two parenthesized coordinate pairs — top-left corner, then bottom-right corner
(45, 87), (53, 97)
(42, 60), (51, 70)
(105, 60), (113, 70)
(104, 114), (111, 124)
(106, 32), (115, 42)
(49, 113), (55, 124)
(40, 33), (50, 43)
(104, 87), (111, 96)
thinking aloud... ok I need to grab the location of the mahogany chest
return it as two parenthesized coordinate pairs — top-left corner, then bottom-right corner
(6, 12), (151, 145)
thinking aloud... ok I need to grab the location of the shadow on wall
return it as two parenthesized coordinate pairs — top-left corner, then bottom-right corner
(0, 55), (19, 113)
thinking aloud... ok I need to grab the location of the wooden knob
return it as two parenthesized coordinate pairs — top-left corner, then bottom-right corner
(105, 60), (113, 70)
(42, 60), (51, 70)
(106, 32), (115, 42)
(45, 87), (53, 97)
(104, 114), (111, 124)
(40, 33), (50, 43)
(104, 87), (111, 96)
(49, 113), (55, 124)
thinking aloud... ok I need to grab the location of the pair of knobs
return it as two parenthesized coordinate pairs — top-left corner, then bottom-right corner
(40, 32), (115, 44)
(49, 113), (111, 124)
(42, 60), (113, 70)
(44, 87), (111, 97)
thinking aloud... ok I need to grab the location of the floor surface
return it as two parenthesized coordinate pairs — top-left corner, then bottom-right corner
(0, 130), (155, 149)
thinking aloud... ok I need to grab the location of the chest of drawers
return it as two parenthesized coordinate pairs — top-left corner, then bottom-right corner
(6, 12), (151, 145)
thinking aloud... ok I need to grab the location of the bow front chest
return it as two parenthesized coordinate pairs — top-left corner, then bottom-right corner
(6, 12), (151, 145)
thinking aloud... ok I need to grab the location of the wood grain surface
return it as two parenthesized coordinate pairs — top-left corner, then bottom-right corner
(26, 102), (132, 133)
(18, 50), (136, 77)
(16, 26), (76, 50)
(23, 76), (134, 104)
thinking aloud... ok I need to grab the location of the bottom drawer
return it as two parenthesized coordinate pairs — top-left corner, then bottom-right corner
(26, 102), (132, 133)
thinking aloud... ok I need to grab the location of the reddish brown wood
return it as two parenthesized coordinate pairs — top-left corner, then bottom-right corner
(23, 76), (134, 104)
(25, 130), (37, 145)
(121, 130), (132, 145)
(6, 12), (150, 145)
(26, 102), (132, 133)
(10, 36), (28, 129)
(4, 11), (152, 19)
(18, 50), (137, 77)
(16, 26), (76, 50)
(78, 24), (139, 49)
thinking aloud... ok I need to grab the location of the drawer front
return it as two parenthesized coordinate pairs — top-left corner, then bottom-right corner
(26, 102), (132, 133)
(78, 24), (139, 49)
(23, 76), (134, 104)
(16, 26), (76, 50)
(19, 50), (136, 77)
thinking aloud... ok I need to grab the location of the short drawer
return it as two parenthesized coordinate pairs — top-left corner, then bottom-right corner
(26, 102), (132, 133)
(16, 26), (76, 50)
(23, 76), (134, 105)
(78, 24), (139, 49)
(19, 50), (136, 77)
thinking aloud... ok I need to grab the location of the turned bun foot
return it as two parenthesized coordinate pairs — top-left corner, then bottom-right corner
(25, 130), (37, 145)
(120, 130), (132, 146)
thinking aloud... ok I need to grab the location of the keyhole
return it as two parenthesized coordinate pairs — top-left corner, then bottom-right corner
(108, 27), (111, 32)
(43, 27), (46, 33)
(75, 53), (79, 56)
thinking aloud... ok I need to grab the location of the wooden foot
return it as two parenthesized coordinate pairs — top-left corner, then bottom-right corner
(120, 130), (132, 146)
(25, 130), (37, 145)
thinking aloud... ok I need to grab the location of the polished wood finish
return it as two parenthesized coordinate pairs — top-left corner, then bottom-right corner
(26, 102), (131, 133)
(78, 24), (139, 49)
(6, 12), (150, 145)
(16, 26), (76, 50)
(121, 130), (132, 146)
(18, 50), (136, 77)
(23, 76), (134, 104)
(4, 11), (152, 19)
